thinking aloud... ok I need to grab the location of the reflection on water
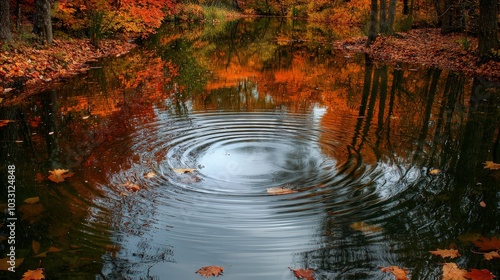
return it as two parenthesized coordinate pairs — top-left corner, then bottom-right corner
(1, 18), (500, 279)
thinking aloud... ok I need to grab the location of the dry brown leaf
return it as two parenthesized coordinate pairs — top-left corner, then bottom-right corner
(350, 221), (383, 234)
(196, 265), (224, 277)
(289, 267), (315, 280)
(442, 263), (467, 280)
(174, 168), (196, 174)
(430, 248), (461, 259)
(34, 246), (62, 258)
(22, 268), (45, 280)
(266, 187), (298, 195)
(48, 169), (74, 183)
(484, 161), (500, 170)
(380, 266), (410, 280)
(24, 197), (40, 204)
(484, 251), (500, 260)
(473, 236), (500, 251)
(32, 240), (41, 254)
(0, 257), (24, 271)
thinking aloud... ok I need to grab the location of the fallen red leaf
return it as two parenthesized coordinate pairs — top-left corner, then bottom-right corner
(196, 265), (224, 278)
(464, 269), (496, 280)
(380, 266), (410, 280)
(473, 237), (500, 251)
(289, 267), (315, 280)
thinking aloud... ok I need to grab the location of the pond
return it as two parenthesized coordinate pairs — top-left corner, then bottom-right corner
(1, 18), (500, 279)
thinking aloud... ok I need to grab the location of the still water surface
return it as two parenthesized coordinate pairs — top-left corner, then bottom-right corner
(1, 18), (500, 279)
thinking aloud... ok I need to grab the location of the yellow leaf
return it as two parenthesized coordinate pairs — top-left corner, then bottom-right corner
(173, 168), (196, 174)
(430, 249), (461, 259)
(47, 169), (74, 183)
(32, 240), (41, 254)
(0, 257), (24, 271)
(442, 263), (467, 280)
(266, 187), (298, 195)
(429, 169), (440, 175)
(380, 266), (409, 280)
(484, 161), (500, 170)
(24, 197), (40, 204)
(484, 251), (500, 260)
(350, 221), (383, 234)
(22, 268), (45, 280)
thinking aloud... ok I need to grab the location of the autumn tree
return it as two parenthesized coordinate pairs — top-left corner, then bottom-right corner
(33, 0), (53, 44)
(0, 0), (12, 42)
(478, 0), (499, 61)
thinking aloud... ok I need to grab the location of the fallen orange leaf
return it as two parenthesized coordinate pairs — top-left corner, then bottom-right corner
(48, 169), (74, 183)
(289, 267), (315, 280)
(22, 268), (45, 280)
(484, 251), (500, 261)
(266, 187), (298, 195)
(380, 266), (410, 280)
(430, 248), (461, 259)
(442, 263), (467, 280)
(196, 265), (224, 277)
(484, 161), (500, 170)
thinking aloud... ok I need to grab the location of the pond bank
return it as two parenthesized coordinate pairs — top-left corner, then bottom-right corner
(335, 28), (500, 81)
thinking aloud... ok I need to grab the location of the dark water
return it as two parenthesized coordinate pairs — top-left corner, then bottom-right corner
(1, 18), (500, 279)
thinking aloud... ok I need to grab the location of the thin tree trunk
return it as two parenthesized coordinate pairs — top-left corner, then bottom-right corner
(366, 0), (378, 46)
(387, 0), (397, 34)
(380, 0), (387, 34)
(0, 0), (12, 42)
(478, 0), (499, 61)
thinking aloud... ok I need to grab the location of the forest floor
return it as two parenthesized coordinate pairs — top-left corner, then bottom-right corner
(335, 28), (500, 81)
(2, 27), (500, 104)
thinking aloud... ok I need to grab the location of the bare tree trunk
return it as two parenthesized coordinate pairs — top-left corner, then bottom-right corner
(441, 0), (465, 34)
(366, 0), (378, 46)
(478, 0), (499, 61)
(380, 0), (387, 33)
(0, 0), (12, 42)
(387, 0), (397, 34)
(34, 0), (53, 44)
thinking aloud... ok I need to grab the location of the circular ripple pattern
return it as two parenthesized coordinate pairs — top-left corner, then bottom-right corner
(101, 110), (412, 279)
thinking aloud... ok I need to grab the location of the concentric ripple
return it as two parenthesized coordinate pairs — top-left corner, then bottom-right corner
(98, 109), (410, 279)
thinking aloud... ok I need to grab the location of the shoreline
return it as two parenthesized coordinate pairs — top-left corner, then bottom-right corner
(2, 27), (500, 106)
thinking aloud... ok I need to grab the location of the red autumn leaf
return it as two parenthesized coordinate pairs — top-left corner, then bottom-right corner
(464, 269), (496, 280)
(22, 268), (45, 280)
(196, 265), (224, 278)
(289, 267), (315, 280)
(473, 237), (500, 251)
(380, 266), (410, 280)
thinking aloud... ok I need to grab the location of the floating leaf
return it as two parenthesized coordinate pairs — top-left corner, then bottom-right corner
(32, 240), (41, 254)
(484, 251), (500, 261)
(22, 268), (45, 280)
(195, 265), (224, 277)
(24, 197), (40, 204)
(0, 120), (15, 127)
(119, 181), (140, 192)
(480, 201), (487, 208)
(473, 236), (500, 251)
(464, 269), (496, 280)
(289, 267), (315, 280)
(430, 248), (461, 259)
(380, 266), (410, 280)
(34, 246), (62, 258)
(145, 172), (156, 178)
(48, 169), (74, 183)
(0, 257), (24, 271)
(429, 169), (441, 175)
(266, 187), (298, 195)
(484, 161), (500, 170)
(442, 263), (467, 280)
(174, 168), (196, 174)
(350, 221), (383, 234)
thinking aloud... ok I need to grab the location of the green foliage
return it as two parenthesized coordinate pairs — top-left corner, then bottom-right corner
(457, 36), (471, 51)
(176, 4), (205, 22)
